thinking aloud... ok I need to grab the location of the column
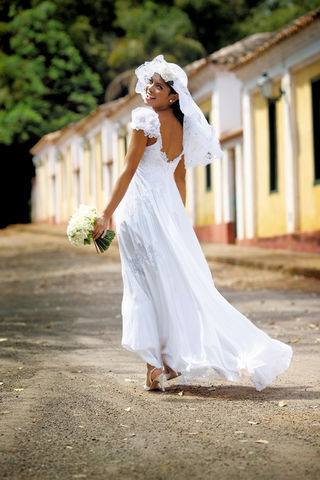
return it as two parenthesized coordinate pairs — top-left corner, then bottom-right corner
(235, 142), (245, 239)
(213, 156), (223, 224)
(78, 137), (86, 205)
(111, 128), (119, 184)
(48, 147), (57, 223)
(281, 69), (299, 233)
(89, 136), (96, 206)
(186, 168), (197, 225)
(101, 122), (108, 197)
(71, 138), (78, 210)
(222, 149), (234, 223)
(242, 88), (256, 239)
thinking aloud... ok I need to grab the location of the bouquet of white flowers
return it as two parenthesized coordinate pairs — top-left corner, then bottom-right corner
(67, 204), (115, 254)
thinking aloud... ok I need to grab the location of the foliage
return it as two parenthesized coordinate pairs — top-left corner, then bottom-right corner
(107, 0), (205, 74)
(173, 0), (255, 53)
(0, 1), (102, 145)
(237, 0), (320, 35)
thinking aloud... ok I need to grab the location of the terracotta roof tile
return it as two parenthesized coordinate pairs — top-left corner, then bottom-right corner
(208, 33), (276, 66)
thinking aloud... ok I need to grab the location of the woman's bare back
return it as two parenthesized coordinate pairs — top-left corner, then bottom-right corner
(147, 114), (183, 163)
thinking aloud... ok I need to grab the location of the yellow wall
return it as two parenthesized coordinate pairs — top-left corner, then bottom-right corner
(295, 60), (320, 231)
(254, 85), (287, 237)
(118, 134), (127, 174)
(195, 98), (215, 226)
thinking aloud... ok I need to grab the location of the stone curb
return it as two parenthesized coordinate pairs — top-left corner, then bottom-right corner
(204, 254), (320, 280)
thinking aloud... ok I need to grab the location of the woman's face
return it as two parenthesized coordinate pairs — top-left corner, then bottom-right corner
(145, 73), (178, 109)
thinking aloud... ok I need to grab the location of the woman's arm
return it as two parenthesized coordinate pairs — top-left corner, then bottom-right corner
(174, 156), (187, 206)
(92, 129), (148, 239)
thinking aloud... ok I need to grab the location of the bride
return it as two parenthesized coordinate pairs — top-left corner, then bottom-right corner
(92, 55), (293, 392)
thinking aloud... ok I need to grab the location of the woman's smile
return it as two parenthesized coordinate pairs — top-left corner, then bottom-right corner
(146, 93), (156, 102)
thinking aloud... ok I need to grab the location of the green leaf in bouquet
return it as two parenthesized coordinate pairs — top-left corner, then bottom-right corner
(94, 230), (116, 254)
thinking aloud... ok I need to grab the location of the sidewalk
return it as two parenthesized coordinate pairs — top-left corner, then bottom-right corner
(5, 223), (320, 280)
(201, 242), (320, 280)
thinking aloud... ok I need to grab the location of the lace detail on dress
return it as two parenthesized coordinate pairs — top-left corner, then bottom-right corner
(127, 241), (163, 277)
(130, 107), (160, 139)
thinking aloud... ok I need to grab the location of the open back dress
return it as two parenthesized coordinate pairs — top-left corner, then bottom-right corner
(113, 106), (293, 391)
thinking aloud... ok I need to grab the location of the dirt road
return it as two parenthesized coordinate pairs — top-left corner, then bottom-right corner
(1, 224), (319, 479)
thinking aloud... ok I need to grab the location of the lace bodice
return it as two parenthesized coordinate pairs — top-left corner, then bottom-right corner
(130, 105), (223, 169)
(130, 107), (184, 172)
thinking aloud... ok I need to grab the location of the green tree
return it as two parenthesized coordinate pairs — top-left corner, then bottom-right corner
(107, 0), (205, 75)
(173, 0), (255, 54)
(238, 0), (320, 35)
(0, 1), (102, 145)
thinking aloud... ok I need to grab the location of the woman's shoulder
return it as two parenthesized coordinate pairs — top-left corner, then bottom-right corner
(130, 107), (160, 139)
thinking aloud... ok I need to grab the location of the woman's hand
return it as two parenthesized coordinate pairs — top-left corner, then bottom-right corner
(92, 214), (111, 240)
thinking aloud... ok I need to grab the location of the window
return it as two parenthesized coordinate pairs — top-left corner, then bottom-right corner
(268, 99), (278, 193)
(311, 75), (320, 183)
(124, 134), (128, 155)
(204, 112), (212, 192)
(206, 164), (211, 191)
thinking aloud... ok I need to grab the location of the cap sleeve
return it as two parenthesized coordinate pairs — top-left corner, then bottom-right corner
(130, 107), (160, 138)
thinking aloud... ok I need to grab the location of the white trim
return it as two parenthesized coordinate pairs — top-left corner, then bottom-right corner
(49, 148), (58, 223)
(213, 156), (223, 224)
(237, 39), (320, 92)
(186, 168), (197, 225)
(84, 122), (104, 140)
(222, 149), (234, 223)
(212, 89), (221, 136)
(286, 39), (320, 72)
(235, 143), (245, 239)
(89, 137), (96, 206)
(79, 138), (86, 205)
(111, 128), (119, 187)
(192, 80), (215, 104)
(71, 140), (77, 211)
(104, 120), (115, 198)
(242, 89), (256, 239)
(244, 64), (284, 92)
(282, 68), (300, 233)
(101, 122), (108, 196)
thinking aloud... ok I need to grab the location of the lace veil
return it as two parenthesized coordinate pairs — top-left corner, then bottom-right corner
(134, 55), (223, 169)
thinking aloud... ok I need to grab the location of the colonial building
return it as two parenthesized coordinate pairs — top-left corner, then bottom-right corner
(31, 7), (320, 252)
(231, 7), (320, 252)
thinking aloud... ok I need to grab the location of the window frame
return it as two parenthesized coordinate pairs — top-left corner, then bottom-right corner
(204, 111), (212, 192)
(311, 74), (320, 185)
(268, 98), (278, 194)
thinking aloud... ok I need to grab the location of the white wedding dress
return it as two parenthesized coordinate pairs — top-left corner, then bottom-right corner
(114, 107), (293, 391)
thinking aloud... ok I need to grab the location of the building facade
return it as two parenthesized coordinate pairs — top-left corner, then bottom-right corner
(30, 8), (320, 252)
(231, 8), (320, 252)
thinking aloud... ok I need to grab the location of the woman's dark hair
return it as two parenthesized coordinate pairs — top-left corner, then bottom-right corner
(168, 83), (184, 126)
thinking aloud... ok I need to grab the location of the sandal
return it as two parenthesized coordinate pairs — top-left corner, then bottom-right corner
(144, 367), (165, 392)
(164, 365), (182, 381)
